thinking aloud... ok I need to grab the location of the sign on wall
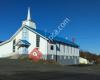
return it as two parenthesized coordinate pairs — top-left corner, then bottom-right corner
(29, 48), (42, 62)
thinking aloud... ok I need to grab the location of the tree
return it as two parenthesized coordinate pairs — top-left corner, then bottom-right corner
(80, 50), (100, 64)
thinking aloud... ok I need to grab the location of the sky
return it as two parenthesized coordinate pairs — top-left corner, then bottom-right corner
(0, 0), (100, 54)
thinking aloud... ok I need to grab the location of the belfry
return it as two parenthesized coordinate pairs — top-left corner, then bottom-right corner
(22, 8), (36, 29)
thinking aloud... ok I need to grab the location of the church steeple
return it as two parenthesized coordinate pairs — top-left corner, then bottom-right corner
(22, 7), (36, 29)
(27, 8), (31, 21)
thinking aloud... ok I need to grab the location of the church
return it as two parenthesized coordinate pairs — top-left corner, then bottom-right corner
(0, 8), (79, 65)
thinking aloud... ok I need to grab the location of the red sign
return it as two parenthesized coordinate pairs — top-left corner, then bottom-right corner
(29, 48), (42, 62)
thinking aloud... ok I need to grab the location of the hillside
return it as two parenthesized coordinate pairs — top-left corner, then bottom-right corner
(80, 50), (100, 64)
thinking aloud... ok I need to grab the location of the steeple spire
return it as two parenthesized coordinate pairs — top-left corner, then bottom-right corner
(22, 7), (36, 29)
(27, 7), (31, 21)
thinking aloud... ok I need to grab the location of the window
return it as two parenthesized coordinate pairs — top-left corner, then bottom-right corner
(13, 39), (16, 52)
(72, 47), (74, 54)
(22, 28), (28, 40)
(51, 45), (54, 50)
(67, 46), (69, 53)
(56, 44), (60, 51)
(59, 43), (60, 51)
(71, 47), (72, 54)
(63, 45), (65, 53)
(73, 48), (75, 54)
(36, 35), (40, 47)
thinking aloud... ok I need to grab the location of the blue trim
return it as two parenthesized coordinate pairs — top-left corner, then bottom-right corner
(16, 40), (31, 46)
(25, 26), (79, 48)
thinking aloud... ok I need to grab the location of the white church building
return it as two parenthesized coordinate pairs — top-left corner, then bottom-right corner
(0, 8), (79, 65)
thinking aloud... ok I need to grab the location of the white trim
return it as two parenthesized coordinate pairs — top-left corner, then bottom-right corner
(0, 25), (49, 46)
(0, 26), (23, 46)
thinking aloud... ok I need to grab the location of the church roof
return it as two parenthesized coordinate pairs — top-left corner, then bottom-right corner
(25, 26), (79, 48)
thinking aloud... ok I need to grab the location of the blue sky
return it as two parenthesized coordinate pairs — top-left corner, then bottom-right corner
(0, 0), (100, 54)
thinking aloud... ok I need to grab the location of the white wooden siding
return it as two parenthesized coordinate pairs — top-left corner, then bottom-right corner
(28, 30), (36, 53)
(0, 41), (13, 57)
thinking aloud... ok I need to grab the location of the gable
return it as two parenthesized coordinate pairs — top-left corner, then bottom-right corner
(0, 25), (48, 46)
(0, 26), (24, 46)
(0, 25), (79, 48)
